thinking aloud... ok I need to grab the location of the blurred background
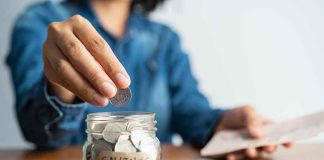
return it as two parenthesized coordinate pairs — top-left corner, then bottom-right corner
(0, 0), (323, 148)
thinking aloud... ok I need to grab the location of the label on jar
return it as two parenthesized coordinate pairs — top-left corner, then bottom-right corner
(97, 151), (153, 160)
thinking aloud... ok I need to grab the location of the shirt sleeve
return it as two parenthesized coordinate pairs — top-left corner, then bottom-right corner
(167, 29), (225, 148)
(6, 6), (88, 149)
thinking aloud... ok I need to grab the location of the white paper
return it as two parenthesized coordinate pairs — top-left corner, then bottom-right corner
(201, 110), (324, 157)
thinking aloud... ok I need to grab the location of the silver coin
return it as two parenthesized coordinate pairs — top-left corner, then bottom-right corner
(90, 122), (106, 133)
(91, 133), (103, 140)
(130, 130), (147, 149)
(117, 134), (130, 141)
(138, 136), (158, 159)
(138, 136), (155, 152)
(110, 88), (132, 106)
(114, 135), (137, 153)
(91, 140), (113, 158)
(102, 122), (126, 143)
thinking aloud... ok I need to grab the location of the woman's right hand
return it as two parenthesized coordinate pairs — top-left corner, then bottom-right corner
(43, 15), (130, 106)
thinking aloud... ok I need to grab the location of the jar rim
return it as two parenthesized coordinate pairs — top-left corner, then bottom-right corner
(86, 111), (155, 121)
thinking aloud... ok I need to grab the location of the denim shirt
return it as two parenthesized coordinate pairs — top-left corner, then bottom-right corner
(6, 0), (224, 149)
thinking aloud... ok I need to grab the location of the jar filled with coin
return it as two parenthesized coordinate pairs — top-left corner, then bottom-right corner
(83, 112), (161, 160)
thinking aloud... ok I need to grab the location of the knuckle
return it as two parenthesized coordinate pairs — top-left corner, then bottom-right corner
(91, 37), (107, 50)
(242, 105), (254, 113)
(66, 41), (83, 57)
(104, 60), (120, 75)
(48, 22), (61, 34)
(55, 59), (69, 74)
(87, 70), (102, 83)
(69, 14), (87, 24)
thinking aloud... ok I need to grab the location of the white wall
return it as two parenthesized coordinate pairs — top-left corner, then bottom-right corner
(0, 0), (323, 148)
(0, 0), (36, 149)
(151, 0), (324, 142)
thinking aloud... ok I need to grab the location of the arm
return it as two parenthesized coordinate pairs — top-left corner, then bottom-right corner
(6, 10), (88, 149)
(7, 6), (130, 149)
(167, 31), (224, 147)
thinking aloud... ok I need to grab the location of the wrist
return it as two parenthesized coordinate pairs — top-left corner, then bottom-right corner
(47, 80), (76, 104)
(215, 109), (231, 132)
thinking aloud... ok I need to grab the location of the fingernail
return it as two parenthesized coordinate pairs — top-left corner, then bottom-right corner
(93, 94), (108, 106)
(115, 73), (130, 88)
(100, 82), (117, 97)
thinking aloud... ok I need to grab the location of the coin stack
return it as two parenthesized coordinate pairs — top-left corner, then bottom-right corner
(84, 113), (160, 160)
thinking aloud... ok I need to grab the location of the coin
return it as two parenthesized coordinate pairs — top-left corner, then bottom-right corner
(102, 122), (127, 143)
(110, 88), (132, 106)
(115, 135), (137, 153)
(130, 130), (147, 149)
(90, 122), (106, 132)
(91, 140), (113, 158)
(87, 112), (160, 159)
(138, 136), (158, 159)
(90, 122), (106, 140)
(92, 133), (103, 140)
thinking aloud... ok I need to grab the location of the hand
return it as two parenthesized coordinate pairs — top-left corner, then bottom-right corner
(43, 15), (130, 106)
(216, 105), (292, 160)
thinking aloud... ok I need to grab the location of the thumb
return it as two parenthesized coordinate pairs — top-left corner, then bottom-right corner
(244, 107), (263, 138)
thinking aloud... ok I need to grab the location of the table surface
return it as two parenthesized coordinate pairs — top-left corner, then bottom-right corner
(0, 144), (323, 160)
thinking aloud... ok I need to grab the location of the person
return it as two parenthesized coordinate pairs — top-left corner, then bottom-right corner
(6, 0), (291, 159)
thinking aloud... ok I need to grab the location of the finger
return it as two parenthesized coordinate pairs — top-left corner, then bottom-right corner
(226, 152), (246, 160)
(283, 142), (293, 148)
(226, 154), (236, 160)
(263, 145), (277, 153)
(70, 15), (130, 89)
(248, 126), (263, 138)
(54, 29), (117, 98)
(243, 106), (263, 138)
(245, 148), (259, 159)
(44, 58), (75, 102)
(44, 42), (108, 106)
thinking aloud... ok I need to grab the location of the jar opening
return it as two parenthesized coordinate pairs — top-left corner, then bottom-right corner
(86, 111), (157, 134)
(86, 111), (155, 121)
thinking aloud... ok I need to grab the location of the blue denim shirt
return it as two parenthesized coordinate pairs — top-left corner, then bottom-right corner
(6, 0), (224, 149)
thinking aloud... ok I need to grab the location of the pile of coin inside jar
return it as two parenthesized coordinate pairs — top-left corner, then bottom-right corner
(83, 112), (161, 160)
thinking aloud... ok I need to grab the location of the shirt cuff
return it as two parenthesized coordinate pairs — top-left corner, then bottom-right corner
(44, 81), (88, 129)
(198, 109), (226, 147)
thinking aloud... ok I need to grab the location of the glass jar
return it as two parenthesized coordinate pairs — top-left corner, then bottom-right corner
(83, 112), (161, 160)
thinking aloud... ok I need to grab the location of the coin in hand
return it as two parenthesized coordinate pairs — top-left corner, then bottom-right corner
(110, 88), (132, 107)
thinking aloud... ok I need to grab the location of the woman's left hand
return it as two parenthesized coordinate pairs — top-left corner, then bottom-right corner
(216, 105), (292, 160)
